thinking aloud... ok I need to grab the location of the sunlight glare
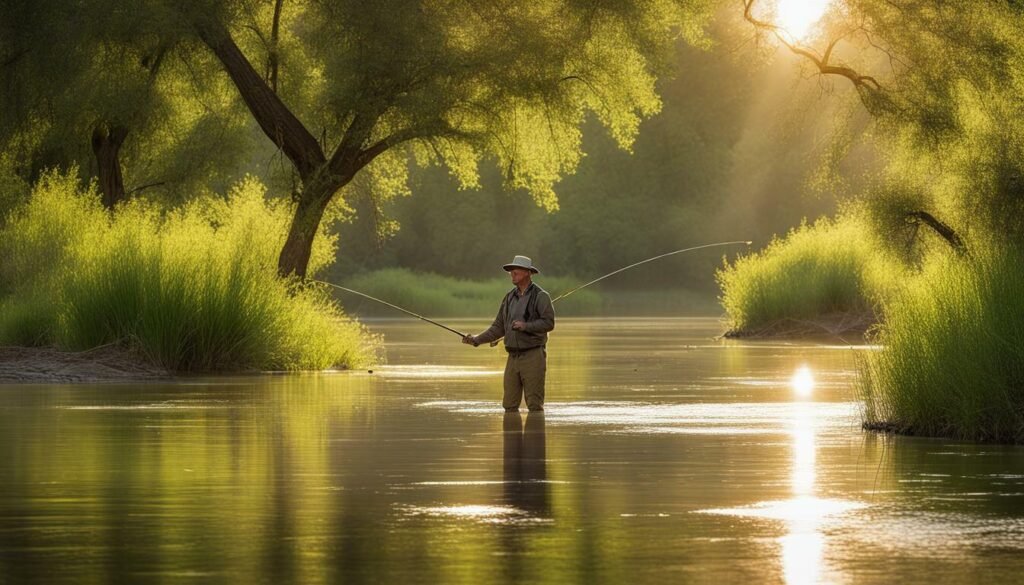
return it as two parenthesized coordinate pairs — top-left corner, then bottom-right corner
(791, 366), (815, 398)
(775, 0), (831, 41)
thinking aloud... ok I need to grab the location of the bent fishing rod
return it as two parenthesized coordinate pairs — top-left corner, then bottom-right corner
(312, 281), (473, 337)
(314, 240), (752, 339)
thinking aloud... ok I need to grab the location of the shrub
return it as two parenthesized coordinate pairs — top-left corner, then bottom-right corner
(716, 216), (902, 335)
(859, 247), (1024, 442)
(0, 171), (377, 371)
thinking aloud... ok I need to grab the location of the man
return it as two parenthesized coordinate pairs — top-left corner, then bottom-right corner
(463, 255), (555, 412)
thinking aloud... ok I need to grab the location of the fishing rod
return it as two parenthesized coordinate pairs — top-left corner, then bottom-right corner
(312, 281), (470, 338)
(314, 240), (751, 341)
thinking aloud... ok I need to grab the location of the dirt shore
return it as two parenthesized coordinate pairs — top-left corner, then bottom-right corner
(722, 312), (875, 342)
(0, 345), (169, 384)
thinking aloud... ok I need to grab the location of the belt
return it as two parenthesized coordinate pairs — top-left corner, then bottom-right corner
(505, 345), (543, 355)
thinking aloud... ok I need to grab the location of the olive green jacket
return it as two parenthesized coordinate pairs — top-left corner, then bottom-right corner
(475, 282), (555, 351)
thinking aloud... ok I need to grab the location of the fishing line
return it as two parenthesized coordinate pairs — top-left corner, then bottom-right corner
(315, 240), (752, 340)
(551, 240), (752, 303)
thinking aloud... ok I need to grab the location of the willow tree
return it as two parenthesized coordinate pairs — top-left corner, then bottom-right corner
(187, 0), (712, 278)
(0, 0), (252, 210)
(741, 0), (1024, 251)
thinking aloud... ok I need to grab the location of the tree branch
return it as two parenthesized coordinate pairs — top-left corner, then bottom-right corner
(193, 16), (325, 180)
(905, 210), (966, 254)
(742, 0), (882, 92)
(269, 0), (284, 93)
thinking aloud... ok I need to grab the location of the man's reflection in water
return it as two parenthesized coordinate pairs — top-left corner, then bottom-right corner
(503, 411), (549, 515)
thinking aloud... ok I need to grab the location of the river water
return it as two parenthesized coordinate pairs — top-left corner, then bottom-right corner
(1, 318), (1023, 584)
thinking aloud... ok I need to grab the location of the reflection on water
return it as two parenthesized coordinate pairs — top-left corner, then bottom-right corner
(699, 369), (867, 584)
(503, 412), (549, 517)
(1, 318), (1024, 583)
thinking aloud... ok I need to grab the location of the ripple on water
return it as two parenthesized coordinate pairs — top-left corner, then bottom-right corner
(417, 400), (860, 435)
(398, 504), (551, 525)
(375, 365), (504, 379)
(697, 496), (868, 521)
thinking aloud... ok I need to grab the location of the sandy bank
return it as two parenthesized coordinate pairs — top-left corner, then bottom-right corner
(0, 345), (169, 384)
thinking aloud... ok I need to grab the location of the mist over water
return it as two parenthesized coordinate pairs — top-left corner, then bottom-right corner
(2, 319), (1023, 583)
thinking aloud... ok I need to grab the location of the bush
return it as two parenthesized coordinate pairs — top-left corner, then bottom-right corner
(716, 216), (902, 335)
(859, 247), (1024, 442)
(0, 171), (377, 371)
(338, 268), (602, 318)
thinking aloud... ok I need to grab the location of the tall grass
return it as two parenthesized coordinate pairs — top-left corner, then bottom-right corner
(340, 268), (602, 317)
(716, 217), (902, 335)
(0, 172), (377, 371)
(860, 247), (1024, 442)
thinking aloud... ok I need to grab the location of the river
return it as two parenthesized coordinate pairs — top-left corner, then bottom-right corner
(1, 318), (1023, 583)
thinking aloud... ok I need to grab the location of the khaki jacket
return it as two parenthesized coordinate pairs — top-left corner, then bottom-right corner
(475, 282), (555, 351)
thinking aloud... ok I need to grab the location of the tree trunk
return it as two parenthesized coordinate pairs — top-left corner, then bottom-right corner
(277, 179), (345, 279)
(91, 124), (129, 209)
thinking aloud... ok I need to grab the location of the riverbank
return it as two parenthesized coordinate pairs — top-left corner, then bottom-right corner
(721, 311), (875, 341)
(0, 345), (169, 383)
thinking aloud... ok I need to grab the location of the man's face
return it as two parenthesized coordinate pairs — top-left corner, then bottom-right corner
(509, 268), (530, 286)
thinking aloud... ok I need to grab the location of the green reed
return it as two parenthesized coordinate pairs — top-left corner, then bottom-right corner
(859, 246), (1024, 442)
(0, 172), (377, 371)
(716, 217), (901, 334)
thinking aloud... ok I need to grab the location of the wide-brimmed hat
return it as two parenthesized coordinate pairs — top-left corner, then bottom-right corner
(503, 255), (540, 274)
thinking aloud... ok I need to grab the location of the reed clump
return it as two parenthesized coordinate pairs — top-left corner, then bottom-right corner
(0, 171), (377, 371)
(859, 246), (1024, 442)
(716, 216), (902, 336)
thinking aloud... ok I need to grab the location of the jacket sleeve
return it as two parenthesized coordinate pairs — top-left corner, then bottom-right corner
(474, 297), (507, 343)
(523, 291), (555, 334)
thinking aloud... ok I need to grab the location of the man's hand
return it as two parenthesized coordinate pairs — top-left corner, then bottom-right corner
(512, 320), (526, 331)
(462, 335), (479, 346)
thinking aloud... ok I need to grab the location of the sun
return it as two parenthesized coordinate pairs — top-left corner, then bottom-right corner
(775, 0), (832, 41)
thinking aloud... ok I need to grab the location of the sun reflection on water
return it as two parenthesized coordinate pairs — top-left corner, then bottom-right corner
(791, 365), (815, 398)
(698, 366), (866, 584)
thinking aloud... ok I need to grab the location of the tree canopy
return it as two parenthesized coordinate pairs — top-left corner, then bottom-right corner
(744, 0), (1024, 251)
(184, 0), (714, 277)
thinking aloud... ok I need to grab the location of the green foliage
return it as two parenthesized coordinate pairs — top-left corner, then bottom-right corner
(797, 1), (1024, 245)
(716, 216), (902, 333)
(333, 33), (814, 293)
(0, 0), (254, 203)
(0, 172), (377, 370)
(340, 268), (601, 318)
(258, 0), (714, 209)
(0, 296), (55, 347)
(860, 247), (1024, 442)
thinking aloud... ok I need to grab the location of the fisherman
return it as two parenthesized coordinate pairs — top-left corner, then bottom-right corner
(463, 255), (555, 412)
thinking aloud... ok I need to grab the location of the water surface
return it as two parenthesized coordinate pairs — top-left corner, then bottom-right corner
(2, 318), (1023, 583)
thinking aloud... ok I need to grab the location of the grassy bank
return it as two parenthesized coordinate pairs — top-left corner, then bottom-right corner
(716, 217), (903, 337)
(336, 268), (603, 318)
(0, 172), (377, 371)
(860, 247), (1024, 443)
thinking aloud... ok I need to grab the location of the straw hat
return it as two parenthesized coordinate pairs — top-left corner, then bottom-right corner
(503, 255), (540, 274)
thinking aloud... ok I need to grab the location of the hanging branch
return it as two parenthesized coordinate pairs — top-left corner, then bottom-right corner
(742, 0), (881, 93)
